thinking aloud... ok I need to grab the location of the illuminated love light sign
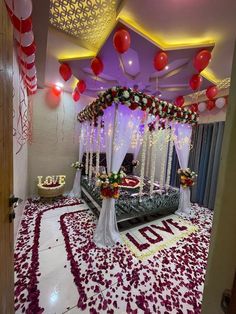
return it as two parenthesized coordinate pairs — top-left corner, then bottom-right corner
(37, 175), (66, 186)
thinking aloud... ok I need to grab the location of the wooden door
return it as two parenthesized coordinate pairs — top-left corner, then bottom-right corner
(0, 2), (14, 313)
(201, 43), (236, 313)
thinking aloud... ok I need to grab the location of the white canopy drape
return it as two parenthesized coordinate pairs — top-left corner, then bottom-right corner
(173, 123), (192, 215)
(93, 104), (142, 247)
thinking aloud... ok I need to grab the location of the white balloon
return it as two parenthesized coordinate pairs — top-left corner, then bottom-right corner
(26, 77), (37, 86)
(22, 65), (36, 77)
(17, 47), (35, 63)
(14, 29), (34, 47)
(5, 0), (32, 20)
(198, 102), (207, 112)
(215, 97), (226, 109)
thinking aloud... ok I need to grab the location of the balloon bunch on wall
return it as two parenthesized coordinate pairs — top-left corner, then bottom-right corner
(174, 50), (212, 108)
(198, 97), (227, 112)
(5, 0), (37, 95)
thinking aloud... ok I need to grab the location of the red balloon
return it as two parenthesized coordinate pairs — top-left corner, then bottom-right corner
(193, 50), (212, 73)
(175, 96), (185, 107)
(91, 57), (104, 76)
(52, 85), (62, 96)
(6, 5), (32, 33)
(72, 90), (80, 102)
(207, 100), (215, 111)
(113, 28), (131, 54)
(189, 74), (202, 91)
(206, 85), (218, 100)
(59, 63), (72, 82)
(20, 41), (36, 56)
(153, 51), (168, 71)
(190, 103), (198, 112)
(77, 80), (86, 94)
(20, 59), (35, 70)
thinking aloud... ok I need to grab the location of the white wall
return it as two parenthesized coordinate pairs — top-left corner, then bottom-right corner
(13, 49), (29, 241)
(28, 88), (93, 196)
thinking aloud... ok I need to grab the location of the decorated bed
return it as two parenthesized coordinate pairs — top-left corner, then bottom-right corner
(81, 175), (180, 222)
(70, 86), (198, 247)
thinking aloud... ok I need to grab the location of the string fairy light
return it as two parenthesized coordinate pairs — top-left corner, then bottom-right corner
(159, 127), (169, 193)
(85, 122), (90, 177)
(88, 121), (95, 184)
(95, 117), (101, 174)
(149, 121), (160, 196)
(139, 112), (149, 201)
(165, 126), (174, 189)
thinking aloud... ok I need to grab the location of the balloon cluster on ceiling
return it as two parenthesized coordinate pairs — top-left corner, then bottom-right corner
(58, 27), (224, 113)
(5, 0), (37, 94)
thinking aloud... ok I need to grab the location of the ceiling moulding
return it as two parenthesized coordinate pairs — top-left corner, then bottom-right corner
(49, 0), (124, 51)
(184, 78), (230, 105)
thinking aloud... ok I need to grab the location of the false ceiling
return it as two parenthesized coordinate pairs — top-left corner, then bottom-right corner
(43, 0), (236, 99)
(62, 20), (214, 101)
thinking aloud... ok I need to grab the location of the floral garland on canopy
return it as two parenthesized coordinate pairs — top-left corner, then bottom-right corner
(77, 86), (199, 124)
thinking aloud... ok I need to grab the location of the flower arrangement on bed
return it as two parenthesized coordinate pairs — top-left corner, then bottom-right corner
(96, 171), (126, 199)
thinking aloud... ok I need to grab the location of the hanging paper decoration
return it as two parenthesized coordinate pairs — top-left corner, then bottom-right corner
(91, 57), (104, 76)
(206, 85), (218, 100)
(207, 100), (215, 111)
(59, 63), (72, 82)
(77, 80), (86, 94)
(175, 96), (185, 107)
(113, 28), (131, 54)
(189, 74), (202, 91)
(5, 0), (32, 20)
(72, 90), (80, 102)
(153, 51), (168, 71)
(215, 97), (226, 109)
(193, 50), (212, 73)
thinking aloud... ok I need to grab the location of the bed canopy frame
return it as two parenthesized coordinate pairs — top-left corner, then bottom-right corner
(72, 86), (198, 247)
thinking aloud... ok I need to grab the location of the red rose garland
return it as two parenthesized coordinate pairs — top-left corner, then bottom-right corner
(78, 86), (198, 125)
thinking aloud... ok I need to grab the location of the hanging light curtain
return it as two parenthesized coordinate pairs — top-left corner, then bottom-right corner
(93, 104), (142, 247)
(173, 123), (192, 214)
(69, 122), (86, 197)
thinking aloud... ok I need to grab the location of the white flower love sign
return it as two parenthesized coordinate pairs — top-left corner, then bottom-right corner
(37, 175), (66, 186)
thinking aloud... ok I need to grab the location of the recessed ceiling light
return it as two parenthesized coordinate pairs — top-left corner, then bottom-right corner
(128, 60), (133, 65)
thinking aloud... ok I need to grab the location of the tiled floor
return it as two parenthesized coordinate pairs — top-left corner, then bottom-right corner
(38, 203), (89, 314)
(15, 200), (212, 314)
